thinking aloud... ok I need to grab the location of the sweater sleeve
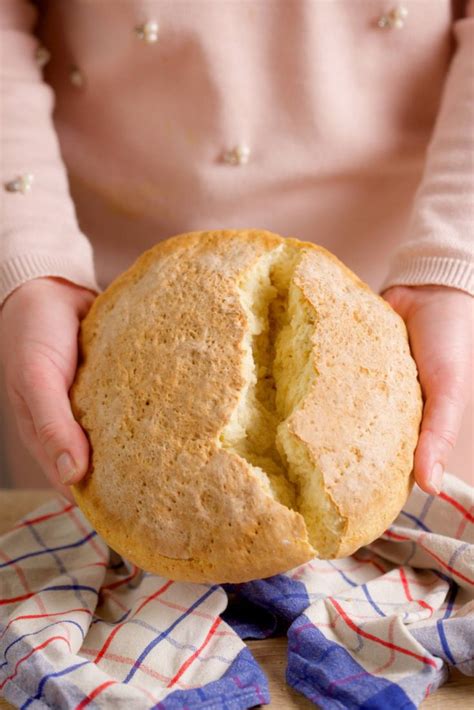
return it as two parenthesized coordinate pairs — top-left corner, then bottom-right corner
(382, 3), (474, 296)
(0, 0), (99, 306)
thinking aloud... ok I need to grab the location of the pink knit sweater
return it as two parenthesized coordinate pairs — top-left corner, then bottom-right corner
(0, 1), (473, 486)
(1, 0), (473, 301)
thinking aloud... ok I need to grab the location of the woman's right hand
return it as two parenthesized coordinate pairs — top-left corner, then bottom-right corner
(0, 277), (96, 498)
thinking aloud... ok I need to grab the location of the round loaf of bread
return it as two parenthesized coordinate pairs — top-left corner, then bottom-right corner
(71, 230), (422, 583)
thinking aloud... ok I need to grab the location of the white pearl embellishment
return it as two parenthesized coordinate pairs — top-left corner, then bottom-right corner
(135, 20), (159, 43)
(69, 66), (84, 88)
(5, 174), (35, 194)
(35, 46), (51, 69)
(378, 5), (408, 29)
(223, 144), (251, 166)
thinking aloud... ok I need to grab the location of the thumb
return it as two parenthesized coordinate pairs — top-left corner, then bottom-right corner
(22, 367), (89, 486)
(414, 377), (466, 495)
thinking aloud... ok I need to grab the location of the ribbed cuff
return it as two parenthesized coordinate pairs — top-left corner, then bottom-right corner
(0, 252), (100, 306)
(382, 256), (473, 296)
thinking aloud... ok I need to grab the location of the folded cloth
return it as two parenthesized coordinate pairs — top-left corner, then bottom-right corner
(0, 474), (472, 709)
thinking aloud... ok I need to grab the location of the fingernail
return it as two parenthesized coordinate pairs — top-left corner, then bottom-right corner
(56, 452), (77, 485)
(430, 462), (444, 495)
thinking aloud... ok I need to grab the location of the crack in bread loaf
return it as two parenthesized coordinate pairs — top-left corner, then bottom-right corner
(220, 245), (297, 509)
(71, 229), (422, 582)
(220, 244), (345, 557)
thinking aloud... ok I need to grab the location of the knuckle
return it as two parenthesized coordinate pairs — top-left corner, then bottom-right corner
(423, 426), (457, 451)
(36, 420), (62, 451)
(436, 432), (457, 453)
(438, 429), (457, 450)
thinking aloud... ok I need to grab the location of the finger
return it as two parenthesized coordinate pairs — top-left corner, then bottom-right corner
(19, 366), (90, 486)
(414, 388), (466, 496)
(10, 389), (75, 501)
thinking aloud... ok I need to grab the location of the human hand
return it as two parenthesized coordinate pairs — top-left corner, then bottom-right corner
(0, 278), (96, 499)
(383, 285), (473, 495)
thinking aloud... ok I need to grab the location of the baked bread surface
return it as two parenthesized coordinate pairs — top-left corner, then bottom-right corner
(71, 229), (422, 582)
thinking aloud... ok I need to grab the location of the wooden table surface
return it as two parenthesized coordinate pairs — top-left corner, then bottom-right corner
(0, 490), (472, 709)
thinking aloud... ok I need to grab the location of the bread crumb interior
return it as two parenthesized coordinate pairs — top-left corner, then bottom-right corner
(220, 245), (344, 557)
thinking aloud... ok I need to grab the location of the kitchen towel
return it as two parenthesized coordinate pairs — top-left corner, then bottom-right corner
(0, 473), (472, 709)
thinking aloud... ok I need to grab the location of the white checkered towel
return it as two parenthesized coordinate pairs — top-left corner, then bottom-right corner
(1, 473), (472, 709)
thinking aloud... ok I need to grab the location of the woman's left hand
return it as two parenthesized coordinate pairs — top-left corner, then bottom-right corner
(383, 285), (473, 496)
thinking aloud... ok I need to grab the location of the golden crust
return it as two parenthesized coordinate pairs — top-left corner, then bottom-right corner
(287, 247), (421, 557)
(71, 229), (422, 581)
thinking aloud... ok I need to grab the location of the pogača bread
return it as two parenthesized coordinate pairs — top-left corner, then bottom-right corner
(71, 230), (422, 583)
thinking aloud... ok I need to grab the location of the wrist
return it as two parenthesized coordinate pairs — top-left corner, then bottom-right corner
(1, 277), (96, 318)
(383, 284), (473, 320)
